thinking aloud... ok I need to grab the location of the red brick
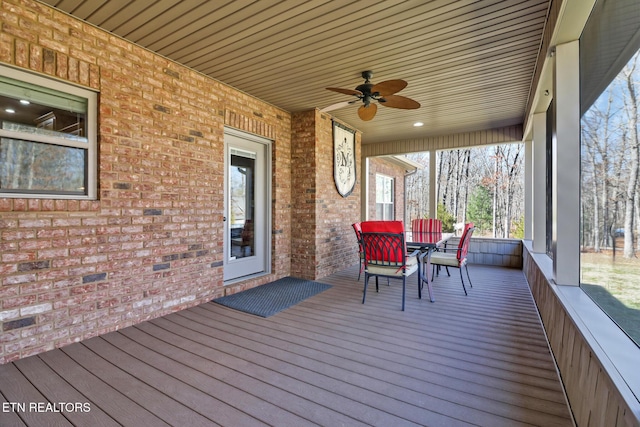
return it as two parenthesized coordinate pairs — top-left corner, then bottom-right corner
(19, 219), (51, 228)
(0, 0), (295, 362)
(2, 295), (37, 309)
(3, 273), (38, 286)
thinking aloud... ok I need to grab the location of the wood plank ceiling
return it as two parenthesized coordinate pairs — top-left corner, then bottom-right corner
(39, 0), (550, 144)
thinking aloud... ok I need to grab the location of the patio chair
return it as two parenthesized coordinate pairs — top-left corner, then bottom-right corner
(360, 221), (421, 311)
(352, 222), (365, 280)
(430, 223), (474, 295)
(411, 218), (442, 233)
(240, 219), (254, 256)
(412, 218), (444, 275)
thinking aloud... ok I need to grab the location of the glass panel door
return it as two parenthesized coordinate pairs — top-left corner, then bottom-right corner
(223, 130), (269, 281)
(229, 149), (255, 259)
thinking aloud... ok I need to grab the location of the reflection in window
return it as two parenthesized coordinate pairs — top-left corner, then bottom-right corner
(0, 67), (95, 198)
(580, 49), (640, 347)
(0, 139), (85, 193)
(229, 152), (255, 259)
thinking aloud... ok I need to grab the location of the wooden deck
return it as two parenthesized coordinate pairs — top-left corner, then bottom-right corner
(0, 264), (574, 427)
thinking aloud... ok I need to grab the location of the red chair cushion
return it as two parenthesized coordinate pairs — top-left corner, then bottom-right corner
(361, 220), (404, 234)
(457, 222), (474, 260)
(360, 221), (406, 263)
(352, 222), (363, 251)
(412, 219), (442, 233)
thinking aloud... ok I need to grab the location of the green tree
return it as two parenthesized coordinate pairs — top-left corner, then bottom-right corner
(467, 185), (493, 235)
(437, 203), (455, 232)
(512, 215), (525, 239)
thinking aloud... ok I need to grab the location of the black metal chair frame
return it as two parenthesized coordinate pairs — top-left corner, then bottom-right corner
(432, 227), (475, 295)
(361, 231), (422, 311)
(352, 223), (364, 281)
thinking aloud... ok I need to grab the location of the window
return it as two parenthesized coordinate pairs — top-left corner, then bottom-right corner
(546, 101), (554, 258)
(404, 151), (431, 224)
(375, 174), (394, 220)
(579, 0), (640, 347)
(405, 145), (524, 237)
(0, 65), (97, 199)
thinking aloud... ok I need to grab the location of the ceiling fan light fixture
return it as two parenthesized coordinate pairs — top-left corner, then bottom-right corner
(325, 70), (420, 121)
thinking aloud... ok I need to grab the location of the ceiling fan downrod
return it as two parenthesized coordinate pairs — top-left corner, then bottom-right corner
(356, 71), (382, 104)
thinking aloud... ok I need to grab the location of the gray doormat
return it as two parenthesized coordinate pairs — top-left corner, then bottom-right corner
(213, 277), (332, 317)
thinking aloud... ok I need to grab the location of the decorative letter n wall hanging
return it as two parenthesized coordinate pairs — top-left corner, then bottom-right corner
(333, 121), (356, 197)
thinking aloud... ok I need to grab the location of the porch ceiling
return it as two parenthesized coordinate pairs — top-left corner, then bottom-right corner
(39, 0), (550, 144)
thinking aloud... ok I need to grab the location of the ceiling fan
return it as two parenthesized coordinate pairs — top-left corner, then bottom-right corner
(322, 71), (420, 121)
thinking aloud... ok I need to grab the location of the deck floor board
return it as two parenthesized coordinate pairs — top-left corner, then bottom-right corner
(0, 264), (574, 426)
(13, 356), (119, 427)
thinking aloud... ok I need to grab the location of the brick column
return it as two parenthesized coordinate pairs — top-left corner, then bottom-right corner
(290, 110), (361, 280)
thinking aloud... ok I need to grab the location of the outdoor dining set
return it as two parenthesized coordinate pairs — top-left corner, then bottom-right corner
(352, 219), (475, 310)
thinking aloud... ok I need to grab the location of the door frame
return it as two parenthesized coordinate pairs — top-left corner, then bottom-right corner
(223, 127), (272, 283)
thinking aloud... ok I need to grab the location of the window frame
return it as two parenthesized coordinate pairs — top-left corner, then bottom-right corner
(0, 64), (98, 200)
(375, 173), (395, 220)
(545, 0), (640, 406)
(545, 100), (554, 258)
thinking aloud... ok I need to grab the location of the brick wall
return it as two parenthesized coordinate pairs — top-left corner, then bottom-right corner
(368, 157), (406, 223)
(0, 0), (292, 363)
(290, 111), (361, 280)
(315, 113), (362, 279)
(290, 110), (317, 279)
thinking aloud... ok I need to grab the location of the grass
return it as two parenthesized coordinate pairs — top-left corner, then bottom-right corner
(580, 251), (640, 346)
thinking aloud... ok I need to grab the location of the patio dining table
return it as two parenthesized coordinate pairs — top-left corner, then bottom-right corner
(405, 231), (453, 302)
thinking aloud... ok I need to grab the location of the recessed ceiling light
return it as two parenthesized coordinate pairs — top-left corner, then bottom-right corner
(19, 100), (30, 105)
(5, 108), (15, 113)
(413, 122), (424, 127)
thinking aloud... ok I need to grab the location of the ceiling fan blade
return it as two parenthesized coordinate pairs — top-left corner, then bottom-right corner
(371, 79), (407, 96)
(320, 100), (354, 112)
(326, 87), (362, 96)
(379, 94), (420, 109)
(358, 103), (377, 121)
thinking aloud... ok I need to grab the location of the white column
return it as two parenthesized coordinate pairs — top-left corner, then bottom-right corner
(553, 41), (580, 286)
(429, 149), (437, 218)
(362, 157), (369, 220)
(532, 112), (547, 253)
(524, 138), (533, 240)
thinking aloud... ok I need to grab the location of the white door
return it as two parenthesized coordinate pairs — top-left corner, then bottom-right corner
(223, 129), (270, 282)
